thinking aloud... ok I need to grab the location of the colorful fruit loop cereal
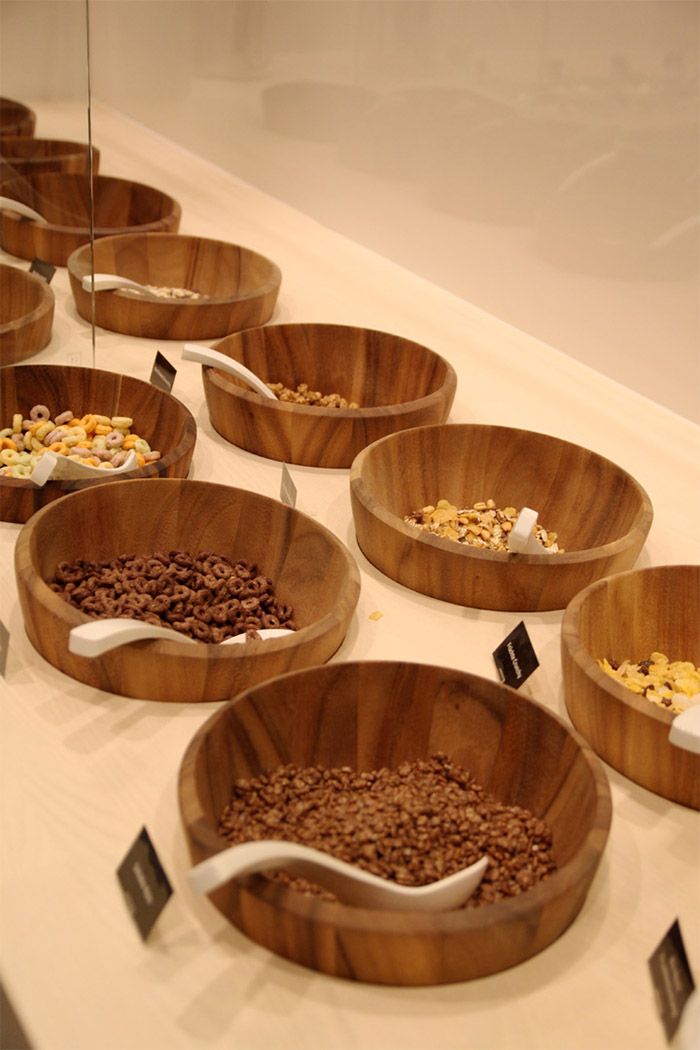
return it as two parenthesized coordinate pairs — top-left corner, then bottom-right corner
(404, 498), (563, 553)
(597, 652), (700, 714)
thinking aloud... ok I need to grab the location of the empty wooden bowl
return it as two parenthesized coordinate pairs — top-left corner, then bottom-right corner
(0, 97), (36, 137)
(0, 364), (196, 524)
(179, 660), (611, 984)
(350, 424), (653, 611)
(0, 173), (181, 265)
(202, 323), (457, 468)
(67, 233), (281, 340)
(0, 264), (54, 365)
(0, 137), (99, 179)
(14, 478), (360, 702)
(561, 564), (699, 809)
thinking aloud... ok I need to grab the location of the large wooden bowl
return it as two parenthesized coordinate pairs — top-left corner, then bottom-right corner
(179, 660), (611, 985)
(562, 565), (699, 809)
(350, 424), (653, 611)
(0, 97), (36, 137)
(0, 137), (99, 178)
(0, 173), (181, 266)
(202, 324), (457, 468)
(0, 264), (54, 365)
(15, 478), (360, 702)
(0, 364), (196, 524)
(67, 233), (281, 340)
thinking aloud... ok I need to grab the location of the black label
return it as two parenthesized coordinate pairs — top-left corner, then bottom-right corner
(280, 463), (297, 509)
(649, 919), (696, 1041)
(0, 620), (9, 677)
(117, 827), (173, 941)
(150, 352), (177, 393)
(492, 621), (539, 688)
(29, 258), (56, 283)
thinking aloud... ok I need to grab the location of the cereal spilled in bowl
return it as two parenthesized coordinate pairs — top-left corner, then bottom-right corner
(404, 498), (563, 553)
(597, 652), (700, 714)
(266, 382), (359, 408)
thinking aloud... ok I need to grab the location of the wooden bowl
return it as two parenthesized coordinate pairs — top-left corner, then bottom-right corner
(14, 478), (360, 702)
(179, 660), (611, 984)
(0, 137), (99, 178)
(67, 233), (281, 340)
(0, 97), (36, 137)
(0, 264), (54, 365)
(350, 423), (653, 611)
(561, 565), (699, 809)
(202, 324), (457, 468)
(0, 364), (196, 524)
(0, 173), (181, 266)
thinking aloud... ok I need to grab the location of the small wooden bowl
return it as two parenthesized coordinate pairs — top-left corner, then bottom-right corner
(14, 478), (360, 702)
(350, 424), (653, 611)
(561, 565), (700, 809)
(0, 364), (196, 524)
(0, 137), (99, 178)
(67, 233), (281, 340)
(202, 324), (457, 468)
(0, 264), (54, 365)
(0, 173), (181, 266)
(179, 660), (611, 984)
(0, 97), (36, 137)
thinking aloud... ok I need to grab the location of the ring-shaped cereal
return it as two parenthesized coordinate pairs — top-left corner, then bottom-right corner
(30, 404), (51, 422)
(54, 411), (74, 427)
(105, 430), (124, 448)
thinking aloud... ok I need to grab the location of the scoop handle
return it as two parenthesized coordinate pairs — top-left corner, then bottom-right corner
(508, 506), (544, 554)
(81, 273), (148, 292)
(69, 619), (198, 657)
(182, 342), (277, 400)
(0, 195), (48, 223)
(669, 705), (700, 754)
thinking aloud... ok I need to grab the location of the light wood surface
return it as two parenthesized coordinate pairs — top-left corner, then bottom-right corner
(0, 263), (54, 365)
(0, 363), (196, 523)
(0, 172), (181, 265)
(561, 564), (700, 809)
(0, 101), (698, 1050)
(67, 232), (281, 340)
(0, 137), (99, 178)
(204, 323), (457, 467)
(350, 423), (653, 611)
(180, 660), (611, 984)
(0, 96), (36, 137)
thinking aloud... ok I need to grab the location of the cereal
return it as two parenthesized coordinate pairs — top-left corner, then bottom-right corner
(50, 550), (297, 644)
(266, 382), (359, 409)
(598, 652), (700, 714)
(404, 498), (563, 553)
(218, 753), (556, 907)
(124, 284), (205, 300)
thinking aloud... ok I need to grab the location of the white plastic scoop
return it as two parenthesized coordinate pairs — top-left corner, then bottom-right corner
(0, 195), (48, 223)
(182, 342), (276, 400)
(668, 704), (700, 754)
(68, 619), (293, 657)
(188, 840), (489, 912)
(507, 507), (550, 555)
(81, 273), (158, 294)
(30, 449), (137, 487)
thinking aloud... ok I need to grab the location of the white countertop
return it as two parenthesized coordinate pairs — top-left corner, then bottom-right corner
(1, 101), (699, 1050)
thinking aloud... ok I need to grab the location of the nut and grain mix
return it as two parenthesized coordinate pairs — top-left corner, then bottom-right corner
(404, 498), (563, 553)
(127, 284), (206, 300)
(219, 753), (556, 907)
(266, 382), (359, 409)
(598, 651), (700, 714)
(50, 550), (296, 644)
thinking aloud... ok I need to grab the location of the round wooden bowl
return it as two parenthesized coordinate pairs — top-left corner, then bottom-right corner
(0, 364), (196, 524)
(0, 263), (54, 365)
(350, 423), (653, 612)
(0, 97), (36, 137)
(67, 233), (281, 340)
(0, 137), (99, 178)
(561, 564), (700, 809)
(202, 324), (457, 468)
(14, 478), (360, 702)
(179, 660), (611, 985)
(0, 173), (181, 266)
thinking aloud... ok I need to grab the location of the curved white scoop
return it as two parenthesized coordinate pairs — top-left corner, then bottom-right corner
(669, 704), (700, 754)
(188, 840), (489, 912)
(30, 450), (137, 487)
(182, 342), (276, 400)
(508, 507), (546, 555)
(81, 273), (155, 293)
(68, 618), (293, 657)
(0, 195), (48, 223)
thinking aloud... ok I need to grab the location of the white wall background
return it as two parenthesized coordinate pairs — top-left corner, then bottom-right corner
(2, 0), (698, 421)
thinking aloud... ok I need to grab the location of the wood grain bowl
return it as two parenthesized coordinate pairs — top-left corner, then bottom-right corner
(202, 323), (457, 468)
(14, 478), (360, 702)
(561, 564), (699, 809)
(178, 660), (611, 984)
(0, 264), (54, 366)
(0, 363), (196, 524)
(0, 173), (181, 265)
(0, 137), (99, 179)
(350, 423), (653, 611)
(67, 233), (281, 340)
(0, 97), (36, 138)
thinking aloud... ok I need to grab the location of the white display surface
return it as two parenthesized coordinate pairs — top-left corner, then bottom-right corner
(1, 101), (699, 1050)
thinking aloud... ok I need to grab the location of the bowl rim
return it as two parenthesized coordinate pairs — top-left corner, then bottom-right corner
(0, 136), (94, 158)
(0, 263), (55, 335)
(0, 96), (36, 131)
(179, 659), (612, 934)
(350, 422), (654, 564)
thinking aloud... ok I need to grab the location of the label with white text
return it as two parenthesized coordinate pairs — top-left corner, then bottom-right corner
(150, 352), (177, 393)
(649, 919), (696, 1041)
(29, 258), (56, 283)
(117, 827), (173, 941)
(492, 621), (539, 688)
